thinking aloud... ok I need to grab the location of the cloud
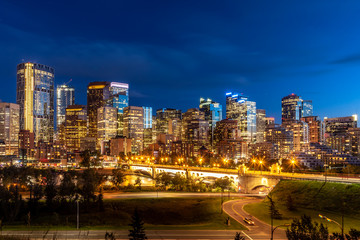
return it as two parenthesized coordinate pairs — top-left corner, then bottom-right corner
(330, 54), (360, 64)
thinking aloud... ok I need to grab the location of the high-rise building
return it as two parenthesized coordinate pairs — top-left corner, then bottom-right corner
(17, 62), (54, 143)
(199, 98), (222, 146)
(19, 130), (35, 160)
(281, 94), (302, 123)
(155, 108), (182, 139)
(109, 82), (129, 135)
(65, 105), (87, 152)
(87, 82), (111, 139)
(226, 92), (256, 142)
(56, 84), (75, 130)
(256, 109), (266, 143)
(302, 100), (313, 117)
(0, 103), (20, 155)
(182, 108), (209, 156)
(282, 120), (309, 152)
(265, 124), (293, 158)
(282, 93), (313, 123)
(143, 107), (153, 129)
(301, 116), (325, 143)
(123, 106), (144, 154)
(97, 106), (118, 153)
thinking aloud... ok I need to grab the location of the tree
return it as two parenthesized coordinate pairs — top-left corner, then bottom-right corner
(286, 195), (296, 211)
(171, 173), (186, 191)
(128, 209), (147, 240)
(135, 177), (142, 190)
(214, 177), (233, 192)
(267, 195), (282, 220)
(44, 170), (57, 208)
(59, 172), (76, 201)
(111, 169), (126, 189)
(286, 215), (329, 240)
(155, 172), (172, 190)
(234, 232), (246, 240)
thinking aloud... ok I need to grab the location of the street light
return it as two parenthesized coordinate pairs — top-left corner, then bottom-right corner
(199, 158), (203, 169)
(271, 223), (290, 240)
(259, 160), (263, 175)
(291, 159), (296, 175)
(319, 214), (344, 238)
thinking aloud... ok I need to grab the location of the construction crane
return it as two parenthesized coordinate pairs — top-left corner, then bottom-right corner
(63, 79), (72, 86)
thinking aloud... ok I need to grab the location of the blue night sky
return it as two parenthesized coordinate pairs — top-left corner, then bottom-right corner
(1, 1), (360, 122)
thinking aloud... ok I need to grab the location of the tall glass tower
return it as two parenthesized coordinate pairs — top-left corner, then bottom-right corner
(56, 84), (75, 130)
(109, 82), (129, 135)
(226, 92), (256, 142)
(199, 98), (222, 147)
(16, 62), (54, 143)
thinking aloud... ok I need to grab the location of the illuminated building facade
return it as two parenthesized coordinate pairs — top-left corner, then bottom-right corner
(143, 107), (153, 129)
(123, 106), (144, 153)
(199, 98), (222, 146)
(301, 116), (325, 143)
(87, 82), (111, 139)
(19, 130), (35, 160)
(265, 124), (293, 158)
(256, 109), (266, 143)
(65, 105), (87, 152)
(182, 108), (209, 156)
(109, 82), (129, 135)
(302, 100), (313, 117)
(110, 136), (132, 156)
(226, 92), (256, 142)
(16, 62), (54, 143)
(56, 84), (75, 130)
(97, 106), (118, 153)
(281, 94), (302, 123)
(155, 108), (182, 139)
(0, 103), (20, 155)
(282, 120), (309, 152)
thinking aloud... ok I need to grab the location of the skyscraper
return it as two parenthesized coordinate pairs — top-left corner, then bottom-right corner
(199, 98), (222, 147)
(123, 106), (144, 154)
(16, 62), (54, 143)
(302, 100), (313, 117)
(97, 106), (118, 153)
(143, 107), (153, 129)
(109, 82), (129, 135)
(226, 92), (256, 142)
(56, 84), (75, 130)
(281, 94), (302, 123)
(65, 105), (87, 152)
(256, 109), (266, 143)
(0, 103), (20, 155)
(87, 82), (111, 139)
(155, 108), (182, 139)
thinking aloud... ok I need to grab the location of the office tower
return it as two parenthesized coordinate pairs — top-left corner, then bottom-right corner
(109, 82), (129, 135)
(87, 82), (111, 139)
(143, 107), (153, 129)
(265, 124), (293, 158)
(226, 92), (256, 142)
(265, 117), (275, 125)
(123, 106), (144, 154)
(143, 128), (153, 150)
(16, 62), (54, 143)
(19, 130), (35, 160)
(282, 93), (313, 123)
(97, 106), (118, 153)
(56, 84), (75, 130)
(110, 136), (132, 156)
(65, 105), (87, 152)
(256, 109), (266, 143)
(182, 108), (209, 156)
(324, 115), (358, 153)
(301, 116), (325, 143)
(199, 98), (222, 146)
(281, 94), (302, 123)
(155, 108), (182, 139)
(282, 120), (309, 151)
(213, 119), (247, 159)
(0, 103), (20, 155)
(302, 100), (313, 117)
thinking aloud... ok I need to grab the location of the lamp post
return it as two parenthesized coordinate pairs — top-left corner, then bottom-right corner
(259, 160), (263, 175)
(199, 158), (203, 170)
(319, 214), (343, 239)
(291, 159), (295, 175)
(76, 199), (79, 229)
(271, 223), (290, 240)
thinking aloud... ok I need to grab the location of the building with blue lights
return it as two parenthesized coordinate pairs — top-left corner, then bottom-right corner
(199, 98), (222, 147)
(226, 92), (257, 142)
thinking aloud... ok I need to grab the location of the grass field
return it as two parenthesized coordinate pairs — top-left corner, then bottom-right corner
(243, 180), (360, 234)
(3, 198), (246, 231)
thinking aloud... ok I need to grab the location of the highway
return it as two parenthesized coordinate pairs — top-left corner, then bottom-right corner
(223, 199), (287, 240)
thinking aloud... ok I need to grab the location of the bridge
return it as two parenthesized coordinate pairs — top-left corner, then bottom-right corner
(129, 163), (360, 193)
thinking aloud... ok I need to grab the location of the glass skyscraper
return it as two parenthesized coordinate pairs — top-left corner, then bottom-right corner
(226, 92), (256, 142)
(282, 94), (313, 122)
(143, 107), (152, 129)
(199, 98), (222, 147)
(16, 62), (54, 143)
(56, 84), (75, 130)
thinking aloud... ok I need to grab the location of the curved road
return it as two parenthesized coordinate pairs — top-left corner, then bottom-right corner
(223, 198), (287, 240)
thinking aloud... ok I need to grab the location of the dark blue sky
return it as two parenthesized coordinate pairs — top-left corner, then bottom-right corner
(1, 1), (360, 122)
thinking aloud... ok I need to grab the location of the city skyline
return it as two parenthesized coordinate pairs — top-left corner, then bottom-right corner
(1, 1), (360, 121)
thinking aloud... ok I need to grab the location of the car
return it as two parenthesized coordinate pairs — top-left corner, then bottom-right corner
(243, 217), (255, 225)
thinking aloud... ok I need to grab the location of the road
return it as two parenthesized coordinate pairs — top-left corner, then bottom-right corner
(223, 198), (287, 240)
(103, 192), (261, 199)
